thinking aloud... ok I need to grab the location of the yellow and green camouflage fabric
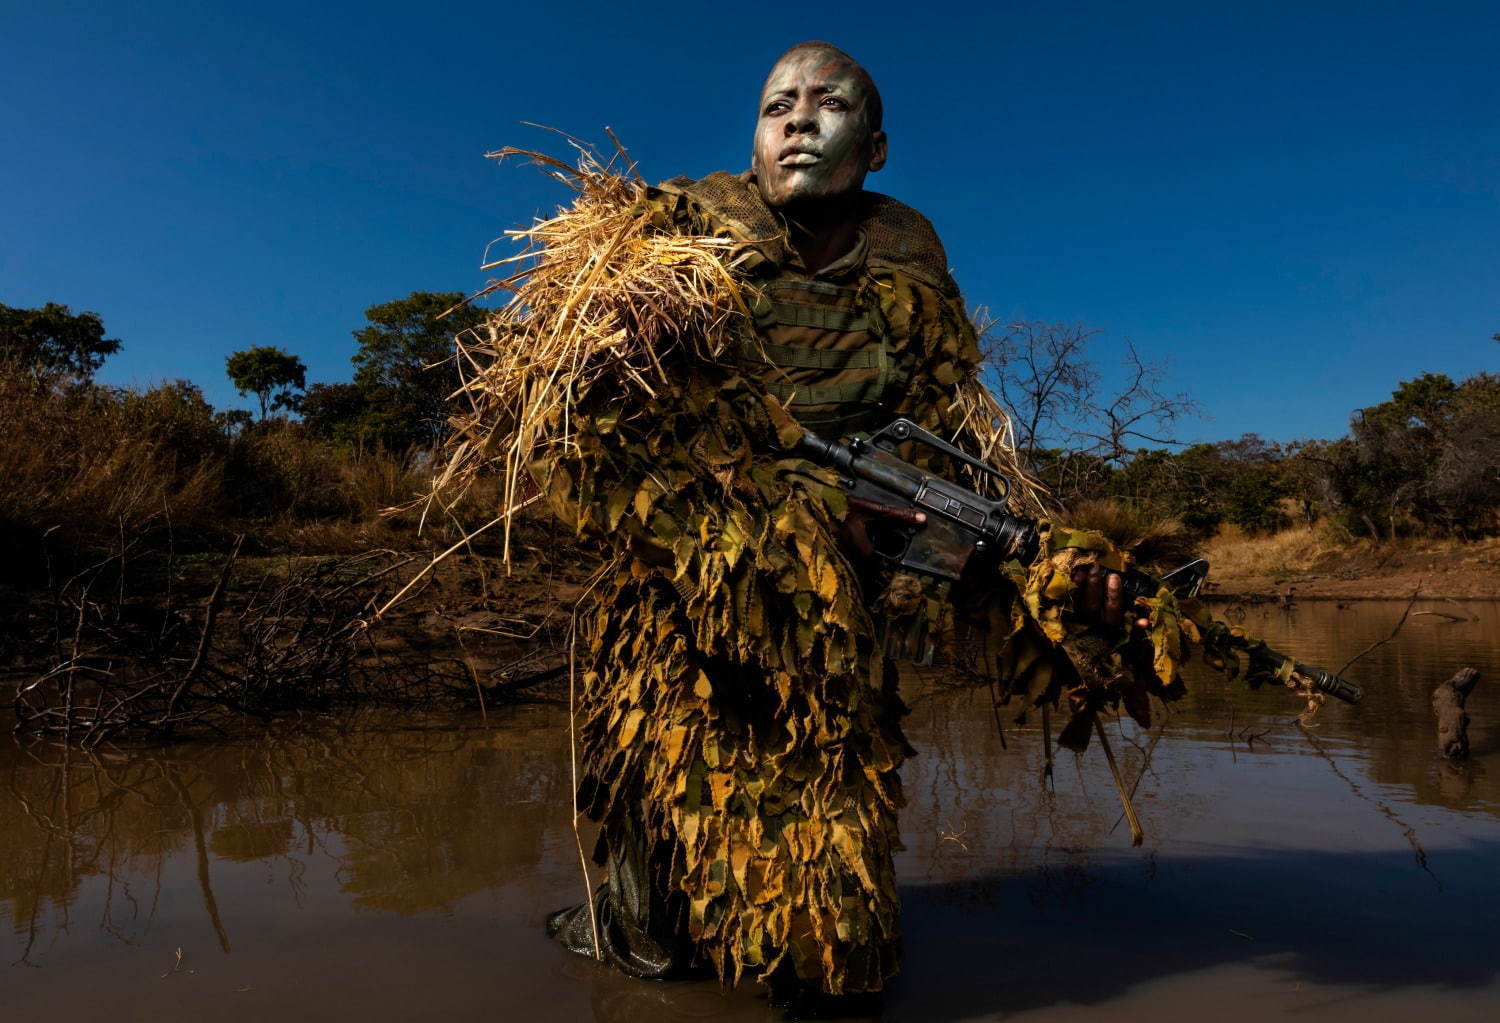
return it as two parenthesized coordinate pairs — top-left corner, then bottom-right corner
(537, 172), (1013, 994)
(531, 171), (1304, 994)
(961, 521), (1326, 750)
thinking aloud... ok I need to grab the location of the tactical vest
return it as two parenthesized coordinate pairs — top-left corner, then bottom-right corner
(653, 171), (959, 439)
(736, 275), (901, 438)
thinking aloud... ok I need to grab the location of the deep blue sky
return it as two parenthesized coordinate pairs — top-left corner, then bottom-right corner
(3, 1), (1496, 443)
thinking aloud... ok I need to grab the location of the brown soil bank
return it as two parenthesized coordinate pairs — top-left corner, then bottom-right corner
(1200, 528), (1500, 600)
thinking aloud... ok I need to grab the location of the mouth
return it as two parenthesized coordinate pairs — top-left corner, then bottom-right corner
(778, 145), (821, 167)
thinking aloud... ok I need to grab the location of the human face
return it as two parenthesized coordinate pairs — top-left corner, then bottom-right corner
(751, 50), (887, 208)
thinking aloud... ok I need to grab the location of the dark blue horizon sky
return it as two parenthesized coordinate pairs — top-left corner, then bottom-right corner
(3, 1), (1496, 444)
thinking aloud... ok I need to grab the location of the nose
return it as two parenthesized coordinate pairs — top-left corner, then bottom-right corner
(785, 100), (818, 135)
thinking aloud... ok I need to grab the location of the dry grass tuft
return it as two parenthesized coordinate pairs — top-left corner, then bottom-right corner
(1203, 523), (1343, 579)
(433, 141), (759, 561)
(952, 376), (1047, 514)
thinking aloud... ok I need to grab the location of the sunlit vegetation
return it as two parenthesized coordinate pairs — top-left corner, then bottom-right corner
(984, 321), (1499, 546)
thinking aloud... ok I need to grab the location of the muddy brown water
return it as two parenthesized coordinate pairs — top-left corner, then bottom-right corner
(4, 600), (1500, 1021)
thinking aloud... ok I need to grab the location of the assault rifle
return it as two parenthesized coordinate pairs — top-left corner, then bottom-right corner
(795, 418), (1363, 704)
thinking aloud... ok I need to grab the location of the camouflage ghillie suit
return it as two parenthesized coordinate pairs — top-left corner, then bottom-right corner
(537, 170), (1304, 994)
(544, 171), (994, 994)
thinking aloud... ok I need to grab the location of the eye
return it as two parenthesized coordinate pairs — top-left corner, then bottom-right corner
(764, 100), (789, 115)
(820, 96), (848, 110)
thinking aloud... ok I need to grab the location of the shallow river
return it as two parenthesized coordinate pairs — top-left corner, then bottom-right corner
(4, 600), (1500, 1021)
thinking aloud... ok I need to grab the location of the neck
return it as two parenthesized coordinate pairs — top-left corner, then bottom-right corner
(779, 192), (862, 274)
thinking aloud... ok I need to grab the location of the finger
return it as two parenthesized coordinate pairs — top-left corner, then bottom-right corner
(1104, 570), (1124, 626)
(1079, 563), (1104, 617)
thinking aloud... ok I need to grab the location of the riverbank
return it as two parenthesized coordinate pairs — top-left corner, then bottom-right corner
(0, 511), (593, 743)
(1201, 528), (1500, 601)
(7, 512), (1495, 745)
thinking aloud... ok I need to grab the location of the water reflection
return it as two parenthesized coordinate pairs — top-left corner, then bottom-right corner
(1194, 600), (1500, 814)
(3, 706), (570, 966)
(2, 601), (1498, 1021)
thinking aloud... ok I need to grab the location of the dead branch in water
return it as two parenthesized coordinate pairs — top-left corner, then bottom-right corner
(1095, 717), (1144, 847)
(1297, 722), (1441, 889)
(1335, 583), (1423, 678)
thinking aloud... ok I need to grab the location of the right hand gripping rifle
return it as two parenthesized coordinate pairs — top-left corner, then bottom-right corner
(795, 418), (1363, 705)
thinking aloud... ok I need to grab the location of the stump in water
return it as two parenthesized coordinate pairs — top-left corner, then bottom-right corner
(1433, 667), (1481, 760)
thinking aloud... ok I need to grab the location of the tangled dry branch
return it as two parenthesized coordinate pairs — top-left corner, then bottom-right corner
(5, 536), (562, 745)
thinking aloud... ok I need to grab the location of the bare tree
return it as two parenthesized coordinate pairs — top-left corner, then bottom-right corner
(975, 317), (1200, 501)
(1077, 340), (1200, 464)
(976, 317), (1099, 453)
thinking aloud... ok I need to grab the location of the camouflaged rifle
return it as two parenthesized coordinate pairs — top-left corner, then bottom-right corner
(796, 418), (1364, 704)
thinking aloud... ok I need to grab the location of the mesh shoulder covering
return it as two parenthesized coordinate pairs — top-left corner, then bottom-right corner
(655, 171), (787, 263)
(862, 194), (956, 294)
(656, 171), (959, 294)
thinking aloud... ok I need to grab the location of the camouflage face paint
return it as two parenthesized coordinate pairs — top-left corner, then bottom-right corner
(751, 49), (888, 208)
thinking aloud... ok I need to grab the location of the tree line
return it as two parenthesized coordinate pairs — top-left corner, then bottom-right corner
(217, 291), (488, 447)
(1, 291), (485, 447)
(2, 300), (1495, 566)
(981, 321), (1498, 541)
(0, 293), (491, 571)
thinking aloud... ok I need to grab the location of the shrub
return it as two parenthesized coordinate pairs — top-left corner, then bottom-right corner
(0, 361), (225, 572)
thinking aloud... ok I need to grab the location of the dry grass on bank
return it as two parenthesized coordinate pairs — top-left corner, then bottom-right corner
(1202, 524), (1500, 599)
(0, 360), (501, 570)
(1201, 523), (1345, 580)
(1200, 521), (1499, 580)
(0, 367), (219, 545)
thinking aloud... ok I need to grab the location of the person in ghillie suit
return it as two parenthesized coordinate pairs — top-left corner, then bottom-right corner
(442, 40), (1305, 1008)
(538, 41), (999, 999)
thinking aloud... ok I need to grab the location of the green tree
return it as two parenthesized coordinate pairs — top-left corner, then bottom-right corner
(299, 382), (367, 440)
(216, 408), (254, 436)
(0, 301), (121, 379)
(350, 291), (487, 447)
(1223, 464), (1290, 534)
(1107, 443), (1227, 534)
(225, 346), (306, 420)
(1307, 371), (1500, 538)
(299, 381), (406, 447)
(1427, 373), (1500, 535)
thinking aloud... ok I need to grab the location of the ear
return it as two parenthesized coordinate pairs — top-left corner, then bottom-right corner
(868, 130), (888, 173)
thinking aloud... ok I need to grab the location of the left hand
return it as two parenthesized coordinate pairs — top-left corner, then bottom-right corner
(1071, 562), (1151, 630)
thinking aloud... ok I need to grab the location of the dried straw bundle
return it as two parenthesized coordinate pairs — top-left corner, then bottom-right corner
(951, 374), (1047, 514)
(434, 143), (759, 559)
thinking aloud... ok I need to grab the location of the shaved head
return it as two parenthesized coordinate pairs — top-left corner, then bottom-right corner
(752, 42), (888, 208)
